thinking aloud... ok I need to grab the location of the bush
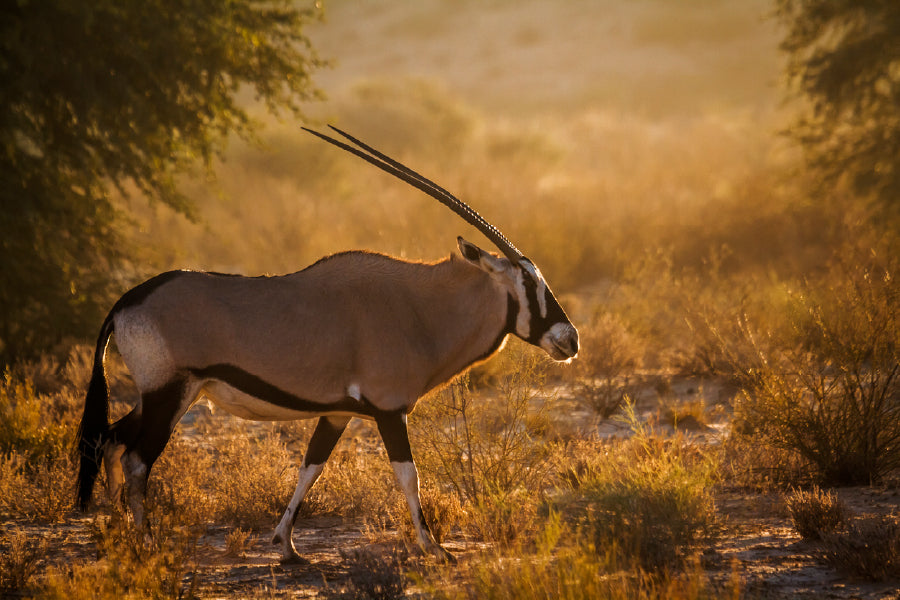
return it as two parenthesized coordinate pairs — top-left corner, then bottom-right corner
(572, 313), (643, 418)
(38, 515), (199, 600)
(410, 349), (555, 544)
(332, 548), (408, 600)
(731, 252), (900, 486)
(0, 527), (47, 596)
(821, 515), (900, 582)
(554, 406), (719, 570)
(418, 517), (740, 600)
(784, 486), (846, 540)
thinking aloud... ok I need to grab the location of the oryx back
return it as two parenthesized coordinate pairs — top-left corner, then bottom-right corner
(114, 251), (508, 419)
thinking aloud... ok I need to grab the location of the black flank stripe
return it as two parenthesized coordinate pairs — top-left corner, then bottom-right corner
(188, 364), (375, 416)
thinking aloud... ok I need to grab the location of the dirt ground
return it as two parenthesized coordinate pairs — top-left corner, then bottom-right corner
(8, 483), (898, 599)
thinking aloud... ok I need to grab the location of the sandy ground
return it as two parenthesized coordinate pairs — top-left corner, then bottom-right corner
(9, 482), (898, 599)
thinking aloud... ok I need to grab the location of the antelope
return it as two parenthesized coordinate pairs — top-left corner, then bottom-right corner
(76, 126), (579, 562)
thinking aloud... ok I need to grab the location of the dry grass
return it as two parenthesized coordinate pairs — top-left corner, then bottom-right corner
(0, 527), (47, 596)
(553, 408), (720, 571)
(2, 3), (898, 598)
(821, 515), (900, 582)
(785, 486), (847, 541)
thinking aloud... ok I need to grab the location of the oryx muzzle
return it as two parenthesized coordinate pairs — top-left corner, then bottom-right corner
(76, 126), (579, 563)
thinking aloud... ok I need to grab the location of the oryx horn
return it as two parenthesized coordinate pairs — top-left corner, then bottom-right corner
(303, 125), (524, 263)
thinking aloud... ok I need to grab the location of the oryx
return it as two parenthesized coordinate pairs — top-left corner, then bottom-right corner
(76, 126), (579, 562)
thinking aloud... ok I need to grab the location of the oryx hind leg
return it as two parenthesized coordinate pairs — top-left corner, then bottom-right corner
(375, 411), (453, 562)
(98, 404), (136, 509)
(274, 415), (351, 563)
(120, 375), (199, 527)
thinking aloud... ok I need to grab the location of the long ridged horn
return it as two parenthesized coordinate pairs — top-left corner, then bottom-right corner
(303, 125), (524, 263)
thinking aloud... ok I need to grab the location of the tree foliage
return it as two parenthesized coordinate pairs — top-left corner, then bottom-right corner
(0, 0), (323, 365)
(776, 0), (900, 214)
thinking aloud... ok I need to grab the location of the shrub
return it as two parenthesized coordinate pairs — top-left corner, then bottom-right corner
(554, 406), (719, 570)
(333, 548), (408, 600)
(731, 253), (900, 486)
(572, 313), (642, 418)
(821, 515), (900, 582)
(418, 518), (740, 600)
(224, 528), (253, 559)
(0, 453), (76, 522)
(0, 527), (47, 596)
(150, 429), (297, 529)
(38, 515), (199, 600)
(784, 486), (846, 540)
(410, 350), (555, 544)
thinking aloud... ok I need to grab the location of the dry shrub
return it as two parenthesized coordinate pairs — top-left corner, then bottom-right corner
(151, 431), (296, 529)
(572, 313), (642, 418)
(720, 425), (812, 490)
(555, 408), (719, 570)
(305, 434), (402, 525)
(39, 515), (199, 600)
(332, 547), (408, 600)
(224, 527), (253, 558)
(0, 360), (86, 522)
(0, 369), (76, 461)
(784, 486), (846, 540)
(0, 527), (47, 596)
(821, 515), (900, 582)
(464, 488), (538, 547)
(418, 518), (740, 600)
(658, 397), (710, 432)
(732, 252), (900, 486)
(410, 349), (555, 545)
(0, 453), (76, 522)
(416, 483), (464, 545)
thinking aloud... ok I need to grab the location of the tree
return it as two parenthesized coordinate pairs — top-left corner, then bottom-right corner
(776, 0), (900, 214)
(0, 0), (324, 365)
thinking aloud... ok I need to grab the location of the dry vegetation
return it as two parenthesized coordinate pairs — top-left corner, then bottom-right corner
(2, 1), (900, 598)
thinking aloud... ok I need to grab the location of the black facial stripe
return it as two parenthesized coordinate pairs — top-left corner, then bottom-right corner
(187, 364), (377, 416)
(521, 274), (546, 344)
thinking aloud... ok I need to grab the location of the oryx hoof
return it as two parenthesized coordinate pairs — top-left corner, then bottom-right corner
(278, 551), (309, 566)
(426, 544), (456, 563)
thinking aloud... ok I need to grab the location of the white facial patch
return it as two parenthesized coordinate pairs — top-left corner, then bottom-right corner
(539, 322), (579, 363)
(513, 270), (531, 339)
(521, 260), (549, 318)
(347, 383), (362, 402)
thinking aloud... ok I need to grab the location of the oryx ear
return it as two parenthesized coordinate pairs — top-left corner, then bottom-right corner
(457, 237), (509, 276)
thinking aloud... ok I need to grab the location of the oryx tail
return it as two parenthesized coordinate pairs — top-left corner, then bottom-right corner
(76, 313), (114, 511)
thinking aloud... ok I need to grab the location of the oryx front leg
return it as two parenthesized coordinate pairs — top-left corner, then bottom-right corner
(274, 415), (350, 563)
(375, 411), (453, 562)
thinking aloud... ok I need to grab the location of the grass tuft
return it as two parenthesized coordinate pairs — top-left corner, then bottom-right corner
(784, 486), (846, 540)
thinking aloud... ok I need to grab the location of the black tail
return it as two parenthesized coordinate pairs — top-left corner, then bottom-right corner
(76, 314), (115, 511)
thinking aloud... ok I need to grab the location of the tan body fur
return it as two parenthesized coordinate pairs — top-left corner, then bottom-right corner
(115, 251), (508, 417)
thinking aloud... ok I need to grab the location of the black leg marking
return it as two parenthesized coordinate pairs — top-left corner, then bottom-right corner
(374, 411), (414, 463)
(287, 415), (350, 528)
(109, 405), (141, 448)
(304, 416), (349, 466)
(274, 415), (352, 561)
(375, 411), (452, 560)
(132, 377), (187, 478)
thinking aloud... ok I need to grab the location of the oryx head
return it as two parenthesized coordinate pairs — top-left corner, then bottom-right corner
(304, 125), (579, 363)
